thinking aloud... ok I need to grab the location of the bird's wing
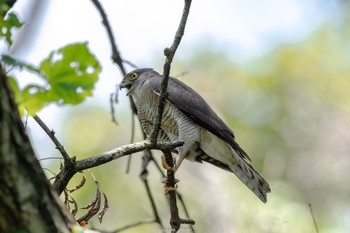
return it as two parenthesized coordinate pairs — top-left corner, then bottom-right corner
(148, 75), (251, 161)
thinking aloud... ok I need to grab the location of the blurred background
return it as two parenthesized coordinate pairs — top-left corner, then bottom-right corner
(2, 0), (350, 232)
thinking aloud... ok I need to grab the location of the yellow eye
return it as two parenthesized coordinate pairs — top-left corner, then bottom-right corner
(129, 72), (138, 80)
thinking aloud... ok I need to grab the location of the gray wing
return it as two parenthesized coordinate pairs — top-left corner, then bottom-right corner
(148, 75), (251, 161)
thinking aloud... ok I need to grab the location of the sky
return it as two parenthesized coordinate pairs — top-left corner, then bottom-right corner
(10, 0), (328, 63)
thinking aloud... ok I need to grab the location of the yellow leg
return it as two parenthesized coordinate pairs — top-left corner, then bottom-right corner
(163, 177), (179, 193)
(161, 154), (175, 171)
(161, 154), (180, 193)
(164, 184), (178, 193)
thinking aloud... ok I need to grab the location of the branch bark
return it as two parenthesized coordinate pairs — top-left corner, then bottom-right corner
(52, 139), (184, 195)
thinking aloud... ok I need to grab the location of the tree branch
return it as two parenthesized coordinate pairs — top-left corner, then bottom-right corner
(33, 114), (75, 168)
(52, 139), (184, 195)
(148, 0), (193, 232)
(90, 0), (126, 75)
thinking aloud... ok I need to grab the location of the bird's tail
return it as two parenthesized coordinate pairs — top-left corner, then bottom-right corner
(229, 148), (271, 203)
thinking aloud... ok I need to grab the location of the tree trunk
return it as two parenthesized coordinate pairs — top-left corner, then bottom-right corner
(0, 64), (75, 233)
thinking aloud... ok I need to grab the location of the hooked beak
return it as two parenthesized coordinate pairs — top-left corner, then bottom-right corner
(119, 80), (131, 90)
(119, 80), (133, 96)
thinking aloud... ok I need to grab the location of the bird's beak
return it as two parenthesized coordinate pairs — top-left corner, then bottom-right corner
(119, 80), (131, 90)
(119, 79), (133, 96)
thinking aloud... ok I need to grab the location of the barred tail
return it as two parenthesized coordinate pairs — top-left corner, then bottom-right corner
(229, 148), (271, 203)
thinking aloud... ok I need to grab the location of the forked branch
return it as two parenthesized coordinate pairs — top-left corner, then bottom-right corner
(149, 0), (194, 232)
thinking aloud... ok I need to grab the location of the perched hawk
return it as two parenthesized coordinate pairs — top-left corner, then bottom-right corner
(120, 68), (271, 202)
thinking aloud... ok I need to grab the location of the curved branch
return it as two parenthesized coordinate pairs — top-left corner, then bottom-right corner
(90, 0), (126, 75)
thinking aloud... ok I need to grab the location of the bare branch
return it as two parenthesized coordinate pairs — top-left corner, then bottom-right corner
(147, 0), (193, 231)
(309, 203), (319, 233)
(52, 139), (184, 195)
(142, 179), (163, 227)
(110, 92), (119, 126)
(90, 0), (126, 75)
(33, 114), (75, 168)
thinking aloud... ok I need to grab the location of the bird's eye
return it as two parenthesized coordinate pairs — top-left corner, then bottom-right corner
(129, 72), (138, 80)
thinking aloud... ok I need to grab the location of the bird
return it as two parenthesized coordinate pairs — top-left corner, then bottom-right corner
(119, 68), (271, 203)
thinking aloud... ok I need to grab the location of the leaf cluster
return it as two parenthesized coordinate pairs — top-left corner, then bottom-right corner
(2, 42), (101, 115)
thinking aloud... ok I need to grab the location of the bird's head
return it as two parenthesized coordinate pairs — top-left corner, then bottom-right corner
(119, 68), (154, 95)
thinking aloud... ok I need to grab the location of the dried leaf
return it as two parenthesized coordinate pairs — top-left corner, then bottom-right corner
(69, 175), (86, 193)
(63, 189), (69, 207)
(77, 189), (101, 225)
(98, 192), (109, 223)
(81, 189), (100, 210)
(70, 197), (78, 216)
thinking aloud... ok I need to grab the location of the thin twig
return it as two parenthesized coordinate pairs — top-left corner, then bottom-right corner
(177, 192), (195, 233)
(110, 92), (118, 126)
(139, 149), (164, 228)
(90, 0), (126, 75)
(142, 179), (163, 226)
(308, 203), (319, 233)
(147, 0), (193, 231)
(33, 114), (74, 168)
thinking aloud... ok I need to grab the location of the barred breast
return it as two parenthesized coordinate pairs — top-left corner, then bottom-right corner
(132, 82), (200, 153)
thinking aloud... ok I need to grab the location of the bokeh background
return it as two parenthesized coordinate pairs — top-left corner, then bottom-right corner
(2, 0), (350, 232)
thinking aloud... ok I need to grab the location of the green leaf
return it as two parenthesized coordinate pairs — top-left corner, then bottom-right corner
(39, 42), (101, 105)
(0, 12), (24, 46)
(7, 42), (100, 115)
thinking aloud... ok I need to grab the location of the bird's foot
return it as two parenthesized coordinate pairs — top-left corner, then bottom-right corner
(162, 177), (180, 184)
(161, 154), (176, 171)
(162, 178), (179, 193)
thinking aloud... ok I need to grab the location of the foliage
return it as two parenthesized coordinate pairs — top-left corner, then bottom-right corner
(2, 43), (101, 115)
(0, 12), (23, 46)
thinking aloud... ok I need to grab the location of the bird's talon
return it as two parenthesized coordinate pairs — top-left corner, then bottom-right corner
(162, 178), (179, 184)
(161, 154), (175, 171)
(164, 184), (178, 193)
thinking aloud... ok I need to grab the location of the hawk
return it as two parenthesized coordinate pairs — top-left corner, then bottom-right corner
(120, 68), (271, 202)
